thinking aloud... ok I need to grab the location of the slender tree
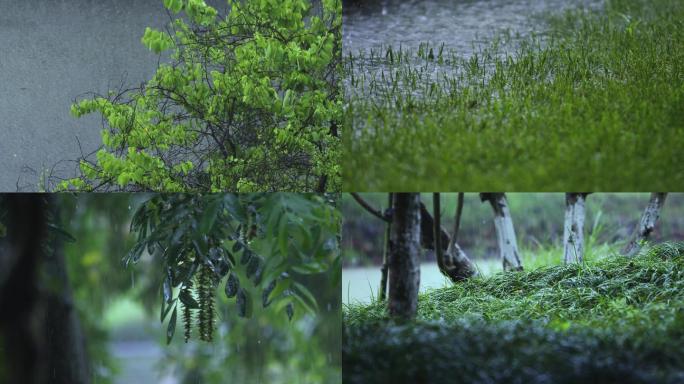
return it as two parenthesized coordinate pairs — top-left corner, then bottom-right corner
(622, 193), (668, 257)
(426, 194), (476, 282)
(563, 193), (589, 264)
(480, 193), (523, 271)
(379, 193), (393, 301)
(388, 193), (421, 319)
(349, 193), (393, 301)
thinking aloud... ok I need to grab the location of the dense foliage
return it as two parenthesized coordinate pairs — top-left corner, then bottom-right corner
(344, 0), (684, 190)
(344, 242), (684, 383)
(59, 0), (341, 192)
(125, 193), (341, 344)
(160, 270), (341, 383)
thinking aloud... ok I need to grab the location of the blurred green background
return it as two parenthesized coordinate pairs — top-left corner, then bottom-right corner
(60, 194), (340, 384)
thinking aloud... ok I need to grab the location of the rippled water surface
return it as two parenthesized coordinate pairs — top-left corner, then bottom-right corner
(344, 0), (602, 55)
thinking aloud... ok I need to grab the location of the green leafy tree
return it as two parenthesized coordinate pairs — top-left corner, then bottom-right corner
(124, 193), (341, 344)
(58, 0), (341, 192)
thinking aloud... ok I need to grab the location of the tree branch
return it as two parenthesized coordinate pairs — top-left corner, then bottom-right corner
(351, 193), (390, 222)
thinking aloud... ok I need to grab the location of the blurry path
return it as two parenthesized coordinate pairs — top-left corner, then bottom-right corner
(109, 340), (177, 384)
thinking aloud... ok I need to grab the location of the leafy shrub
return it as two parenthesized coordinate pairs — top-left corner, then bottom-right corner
(344, 243), (684, 383)
(60, 0), (341, 192)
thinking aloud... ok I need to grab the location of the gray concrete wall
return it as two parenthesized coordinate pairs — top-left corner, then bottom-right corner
(0, 0), (223, 190)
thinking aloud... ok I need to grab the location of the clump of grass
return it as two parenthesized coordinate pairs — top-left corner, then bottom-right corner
(344, 242), (684, 383)
(344, 0), (684, 190)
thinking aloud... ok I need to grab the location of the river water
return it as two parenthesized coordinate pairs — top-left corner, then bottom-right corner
(343, 260), (501, 304)
(0, 0), (224, 191)
(343, 0), (602, 55)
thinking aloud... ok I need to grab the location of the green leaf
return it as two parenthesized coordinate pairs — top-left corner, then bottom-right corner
(277, 213), (289, 256)
(240, 248), (253, 265)
(266, 278), (291, 306)
(163, 273), (173, 303)
(262, 280), (276, 307)
(293, 281), (319, 312)
(246, 255), (261, 278)
(163, 0), (183, 13)
(166, 306), (177, 345)
(225, 272), (239, 298)
(160, 298), (175, 323)
(179, 288), (199, 309)
(236, 288), (252, 318)
(199, 198), (221, 234)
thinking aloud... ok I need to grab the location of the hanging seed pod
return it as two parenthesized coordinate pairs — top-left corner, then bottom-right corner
(180, 280), (196, 343)
(197, 264), (215, 342)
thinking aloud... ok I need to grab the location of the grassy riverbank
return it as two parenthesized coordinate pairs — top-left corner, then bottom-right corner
(343, 242), (684, 383)
(343, 0), (684, 191)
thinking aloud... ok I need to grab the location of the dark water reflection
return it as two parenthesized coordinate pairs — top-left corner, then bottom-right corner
(0, 0), (224, 191)
(344, 0), (602, 55)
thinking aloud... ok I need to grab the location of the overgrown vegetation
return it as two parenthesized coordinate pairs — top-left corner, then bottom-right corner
(58, 0), (341, 192)
(343, 0), (684, 190)
(344, 242), (684, 383)
(126, 193), (341, 344)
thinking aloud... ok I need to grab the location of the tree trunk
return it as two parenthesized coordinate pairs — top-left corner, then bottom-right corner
(0, 195), (47, 384)
(0, 196), (91, 384)
(388, 193), (421, 319)
(422, 199), (476, 282)
(563, 193), (588, 264)
(480, 193), (523, 271)
(622, 193), (668, 257)
(379, 193), (393, 301)
(43, 200), (91, 384)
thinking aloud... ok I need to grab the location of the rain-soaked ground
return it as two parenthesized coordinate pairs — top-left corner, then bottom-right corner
(0, 0), (224, 191)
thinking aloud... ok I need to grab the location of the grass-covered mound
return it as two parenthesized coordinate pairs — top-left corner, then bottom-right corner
(343, 0), (684, 190)
(343, 242), (684, 384)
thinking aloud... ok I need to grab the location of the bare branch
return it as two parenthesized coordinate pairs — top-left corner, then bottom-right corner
(351, 193), (390, 222)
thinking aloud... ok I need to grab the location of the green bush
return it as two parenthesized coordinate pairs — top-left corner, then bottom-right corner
(60, 0), (341, 192)
(344, 242), (684, 383)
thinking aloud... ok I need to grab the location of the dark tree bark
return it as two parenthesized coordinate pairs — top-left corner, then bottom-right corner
(388, 193), (421, 319)
(453, 193), (464, 242)
(563, 193), (589, 264)
(428, 195), (476, 282)
(0, 194), (47, 384)
(43, 200), (91, 384)
(480, 193), (523, 271)
(622, 193), (668, 257)
(0, 196), (91, 384)
(419, 203), (450, 252)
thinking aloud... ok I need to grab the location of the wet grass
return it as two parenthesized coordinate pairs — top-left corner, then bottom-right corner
(343, 0), (684, 191)
(343, 242), (684, 383)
